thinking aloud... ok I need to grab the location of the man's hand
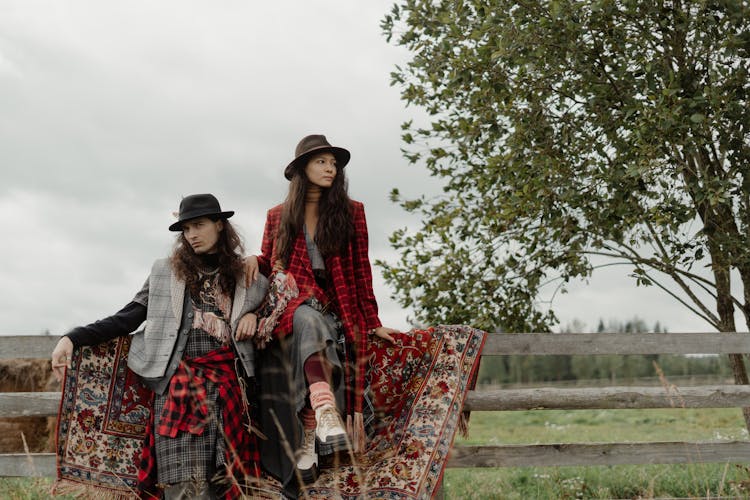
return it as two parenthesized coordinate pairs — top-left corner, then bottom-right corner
(235, 313), (258, 341)
(243, 255), (259, 287)
(51, 336), (74, 382)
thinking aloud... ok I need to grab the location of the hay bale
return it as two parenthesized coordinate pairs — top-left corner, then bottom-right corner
(0, 418), (50, 452)
(0, 358), (57, 452)
(0, 359), (52, 392)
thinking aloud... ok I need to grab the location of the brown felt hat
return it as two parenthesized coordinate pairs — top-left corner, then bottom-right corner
(284, 134), (351, 180)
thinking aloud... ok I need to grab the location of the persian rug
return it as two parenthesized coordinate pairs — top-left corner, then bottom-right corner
(54, 335), (153, 499)
(53, 325), (485, 499)
(290, 324), (486, 500)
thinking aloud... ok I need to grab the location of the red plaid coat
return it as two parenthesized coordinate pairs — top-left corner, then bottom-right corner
(257, 200), (382, 413)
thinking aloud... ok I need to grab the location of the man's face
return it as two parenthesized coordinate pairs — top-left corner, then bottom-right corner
(181, 217), (223, 254)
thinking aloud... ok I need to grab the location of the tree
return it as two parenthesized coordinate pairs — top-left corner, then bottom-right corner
(381, 1), (750, 425)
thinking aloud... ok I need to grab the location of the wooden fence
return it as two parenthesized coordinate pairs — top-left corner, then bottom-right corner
(2, 332), (750, 477)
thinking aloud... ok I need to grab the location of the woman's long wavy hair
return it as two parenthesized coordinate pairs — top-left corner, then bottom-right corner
(170, 217), (245, 296)
(276, 161), (354, 267)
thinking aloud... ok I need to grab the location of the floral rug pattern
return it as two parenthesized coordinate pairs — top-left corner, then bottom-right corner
(303, 324), (486, 499)
(54, 325), (485, 499)
(55, 335), (153, 497)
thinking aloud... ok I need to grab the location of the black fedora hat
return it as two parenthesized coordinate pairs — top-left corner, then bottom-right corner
(284, 134), (351, 180)
(168, 193), (234, 231)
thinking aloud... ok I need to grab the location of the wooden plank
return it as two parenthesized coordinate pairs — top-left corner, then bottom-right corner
(0, 336), (60, 359)
(447, 441), (750, 467)
(3, 332), (750, 358)
(463, 385), (750, 411)
(0, 453), (55, 477)
(482, 332), (750, 355)
(6, 441), (750, 476)
(16, 383), (744, 416)
(0, 392), (61, 418)
(9, 384), (750, 418)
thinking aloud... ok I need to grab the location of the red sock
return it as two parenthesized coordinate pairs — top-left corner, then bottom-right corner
(309, 381), (334, 410)
(304, 353), (331, 384)
(301, 407), (316, 430)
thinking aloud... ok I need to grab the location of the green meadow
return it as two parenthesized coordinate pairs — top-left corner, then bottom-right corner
(2, 408), (749, 499)
(445, 408), (750, 499)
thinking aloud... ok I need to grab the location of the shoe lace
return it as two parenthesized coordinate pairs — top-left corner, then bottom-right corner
(319, 407), (342, 430)
(302, 429), (315, 453)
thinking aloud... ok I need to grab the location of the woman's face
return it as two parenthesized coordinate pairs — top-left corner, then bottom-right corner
(304, 152), (337, 188)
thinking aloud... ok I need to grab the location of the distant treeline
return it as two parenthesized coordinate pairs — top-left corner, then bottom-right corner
(477, 318), (733, 385)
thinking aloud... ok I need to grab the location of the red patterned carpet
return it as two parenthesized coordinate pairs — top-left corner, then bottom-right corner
(54, 325), (485, 499)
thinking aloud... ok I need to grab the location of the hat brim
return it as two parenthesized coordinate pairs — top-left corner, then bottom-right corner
(169, 210), (234, 232)
(284, 146), (350, 180)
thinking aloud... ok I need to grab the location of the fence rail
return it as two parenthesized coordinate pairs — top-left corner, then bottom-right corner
(1, 332), (749, 477)
(3, 332), (750, 360)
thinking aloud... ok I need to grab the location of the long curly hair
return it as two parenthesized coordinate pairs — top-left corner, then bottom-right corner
(276, 163), (354, 267)
(170, 217), (245, 296)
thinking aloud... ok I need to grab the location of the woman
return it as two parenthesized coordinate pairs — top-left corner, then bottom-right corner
(244, 135), (398, 490)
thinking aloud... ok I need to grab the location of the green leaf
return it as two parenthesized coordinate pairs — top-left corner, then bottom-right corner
(380, 0), (749, 333)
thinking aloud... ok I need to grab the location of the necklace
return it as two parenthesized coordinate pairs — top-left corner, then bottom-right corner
(198, 266), (220, 277)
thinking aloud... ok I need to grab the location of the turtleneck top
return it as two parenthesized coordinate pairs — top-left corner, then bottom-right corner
(305, 186), (322, 206)
(198, 252), (220, 272)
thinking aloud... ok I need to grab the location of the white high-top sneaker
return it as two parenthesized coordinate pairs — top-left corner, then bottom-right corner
(314, 404), (348, 456)
(296, 427), (318, 482)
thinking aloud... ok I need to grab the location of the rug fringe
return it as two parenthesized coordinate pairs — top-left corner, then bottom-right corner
(458, 329), (486, 438)
(52, 478), (137, 499)
(458, 412), (470, 438)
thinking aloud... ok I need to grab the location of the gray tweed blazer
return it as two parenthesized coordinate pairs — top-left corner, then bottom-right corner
(128, 258), (268, 382)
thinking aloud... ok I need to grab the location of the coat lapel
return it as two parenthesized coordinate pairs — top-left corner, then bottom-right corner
(230, 279), (246, 326)
(171, 272), (185, 320)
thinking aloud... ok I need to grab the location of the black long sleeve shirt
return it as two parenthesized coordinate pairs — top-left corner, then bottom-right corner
(65, 301), (147, 346)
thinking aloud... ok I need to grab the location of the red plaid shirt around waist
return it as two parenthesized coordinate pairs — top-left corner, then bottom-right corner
(139, 345), (260, 499)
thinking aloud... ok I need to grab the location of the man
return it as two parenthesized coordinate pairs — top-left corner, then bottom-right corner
(51, 193), (268, 499)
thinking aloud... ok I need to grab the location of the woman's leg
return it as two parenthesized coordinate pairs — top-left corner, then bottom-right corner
(292, 306), (347, 456)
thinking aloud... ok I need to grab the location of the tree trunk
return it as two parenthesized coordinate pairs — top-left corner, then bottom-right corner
(685, 144), (750, 432)
(709, 240), (750, 431)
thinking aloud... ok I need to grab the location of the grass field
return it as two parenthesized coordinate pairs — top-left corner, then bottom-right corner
(2, 408), (749, 498)
(445, 407), (750, 499)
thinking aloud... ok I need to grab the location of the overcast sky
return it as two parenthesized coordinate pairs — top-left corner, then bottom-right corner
(0, 0), (727, 336)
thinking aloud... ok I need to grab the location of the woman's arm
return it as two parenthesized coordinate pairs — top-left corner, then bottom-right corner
(244, 208), (278, 286)
(351, 202), (399, 343)
(257, 208), (278, 276)
(351, 202), (382, 331)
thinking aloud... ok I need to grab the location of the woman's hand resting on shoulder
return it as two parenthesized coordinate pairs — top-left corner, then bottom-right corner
(372, 326), (399, 344)
(243, 255), (259, 287)
(243, 254), (285, 286)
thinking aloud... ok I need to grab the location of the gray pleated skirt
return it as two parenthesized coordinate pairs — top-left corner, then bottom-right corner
(255, 304), (344, 495)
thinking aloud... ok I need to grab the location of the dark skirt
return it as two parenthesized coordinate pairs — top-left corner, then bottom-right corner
(255, 305), (344, 496)
(154, 329), (225, 486)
